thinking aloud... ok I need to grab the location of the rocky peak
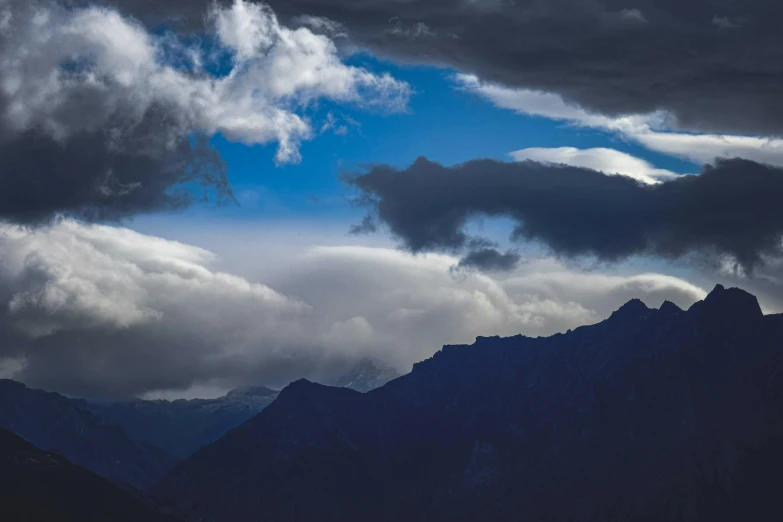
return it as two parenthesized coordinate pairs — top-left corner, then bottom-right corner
(658, 300), (683, 316)
(697, 284), (763, 323)
(609, 298), (651, 321)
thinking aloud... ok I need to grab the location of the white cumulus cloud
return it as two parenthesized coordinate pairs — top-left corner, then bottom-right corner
(0, 0), (410, 164)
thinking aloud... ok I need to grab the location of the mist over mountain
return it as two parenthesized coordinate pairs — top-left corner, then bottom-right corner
(0, 380), (177, 490)
(154, 285), (783, 522)
(334, 358), (401, 393)
(0, 429), (181, 522)
(81, 360), (397, 460)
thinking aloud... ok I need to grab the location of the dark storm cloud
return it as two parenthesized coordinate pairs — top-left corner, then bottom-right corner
(349, 157), (783, 269)
(0, 126), (230, 225)
(457, 248), (522, 272)
(105, 0), (783, 137)
(0, 1), (232, 224)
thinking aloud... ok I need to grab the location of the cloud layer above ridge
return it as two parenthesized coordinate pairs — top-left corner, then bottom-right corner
(0, 220), (706, 398)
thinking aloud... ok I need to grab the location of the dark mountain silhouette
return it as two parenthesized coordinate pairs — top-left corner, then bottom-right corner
(155, 285), (783, 522)
(334, 357), (401, 392)
(82, 386), (279, 459)
(0, 379), (177, 490)
(0, 428), (181, 522)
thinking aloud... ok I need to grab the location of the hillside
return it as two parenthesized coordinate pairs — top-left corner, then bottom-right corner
(0, 380), (177, 490)
(0, 429), (181, 522)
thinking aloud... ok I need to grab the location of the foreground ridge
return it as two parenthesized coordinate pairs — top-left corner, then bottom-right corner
(0, 429), (180, 522)
(0, 379), (177, 490)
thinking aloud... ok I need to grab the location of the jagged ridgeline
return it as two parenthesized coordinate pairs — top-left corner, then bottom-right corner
(78, 359), (396, 460)
(78, 386), (280, 460)
(0, 357), (398, 492)
(154, 286), (783, 522)
(0, 379), (177, 490)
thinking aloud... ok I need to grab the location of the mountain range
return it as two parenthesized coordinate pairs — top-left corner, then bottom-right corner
(79, 386), (280, 460)
(80, 358), (399, 460)
(0, 379), (177, 490)
(4, 285), (783, 521)
(153, 285), (783, 522)
(0, 356), (400, 495)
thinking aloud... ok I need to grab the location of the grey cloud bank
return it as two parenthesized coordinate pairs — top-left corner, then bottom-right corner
(0, 221), (705, 398)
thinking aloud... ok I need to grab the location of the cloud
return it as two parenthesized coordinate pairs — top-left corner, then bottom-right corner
(232, 0), (783, 137)
(456, 248), (522, 272)
(457, 74), (783, 169)
(0, 0), (409, 223)
(0, 129), (230, 225)
(453, 74), (625, 129)
(630, 131), (783, 167)
(272, 245), (706, 372)
(1, 220), (301, 336)
(63, 0), (783, 137)
(349, 156), (783, 269)
(0, 356), (26, 380)
(0, 220), (705, 398)
(0, 219), (313, 396)
(509, 147), (679, 184)
(79, 0), (783, 138)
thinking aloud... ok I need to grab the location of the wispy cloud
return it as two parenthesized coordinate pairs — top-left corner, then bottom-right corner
(456, 74), (783, 169)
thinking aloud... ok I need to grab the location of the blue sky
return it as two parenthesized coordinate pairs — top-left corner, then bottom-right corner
(179, 55), (699, 224)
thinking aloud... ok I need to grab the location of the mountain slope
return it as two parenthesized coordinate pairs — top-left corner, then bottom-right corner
(155, 285), (783, 522)
(335, 358), (401, 392)
(0, 429), (180, 522)
(0, 379), (177, 490)
(82, 386), (278, 459)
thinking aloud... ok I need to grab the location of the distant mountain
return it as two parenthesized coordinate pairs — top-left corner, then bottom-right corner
(84, 360), (397, 461)
(155, 285), (783, 522)
(335, 358), (401, 392)
(0, 429), (181, 522)
(82, 386), (278, 459)
(0, 379), (177, 490)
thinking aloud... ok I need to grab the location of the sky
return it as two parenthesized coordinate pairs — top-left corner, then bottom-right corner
(2, 0), (783, 399)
